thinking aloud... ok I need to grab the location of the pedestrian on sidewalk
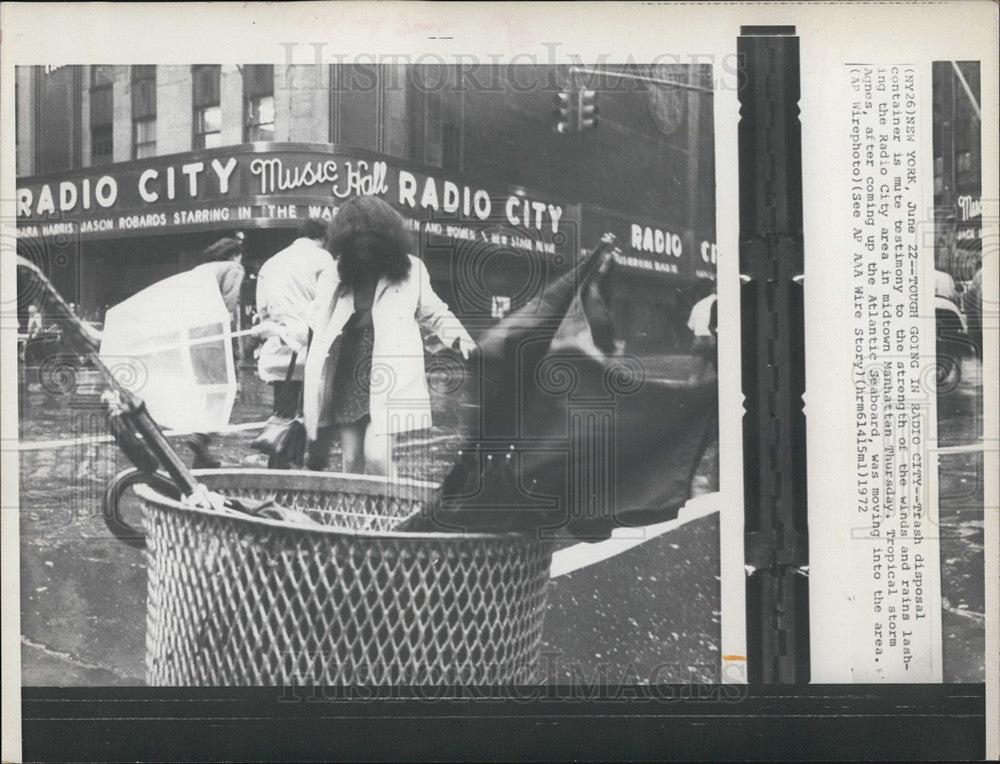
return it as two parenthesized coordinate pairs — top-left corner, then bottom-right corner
(300, 196), (476, 476)
(26, 304), (43, 339)
(686, 278), (717, 385)
(253, 217), (333, 468)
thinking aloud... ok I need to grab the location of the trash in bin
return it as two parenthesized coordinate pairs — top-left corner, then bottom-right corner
(131, 470), (553, 686)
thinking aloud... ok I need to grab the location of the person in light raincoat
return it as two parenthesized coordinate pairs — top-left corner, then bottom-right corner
(300, 196), (476, 476)
(26, 304), (44, 338)
(255, 218), (333, 407)
(252, 218), (332, 468)
(687, 278), (718, 384)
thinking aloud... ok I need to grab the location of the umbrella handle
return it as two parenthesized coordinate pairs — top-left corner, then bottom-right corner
(107, 411), (160, 475)
(103, 468), (181, 549)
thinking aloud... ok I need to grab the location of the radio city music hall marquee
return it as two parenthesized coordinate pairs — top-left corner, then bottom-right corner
(16, 144), (568, 256)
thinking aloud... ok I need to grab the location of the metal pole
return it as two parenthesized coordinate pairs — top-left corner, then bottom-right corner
(569, 65), (715, 94)
(684, 66), (701, 281)
(951, 61), (982, 121)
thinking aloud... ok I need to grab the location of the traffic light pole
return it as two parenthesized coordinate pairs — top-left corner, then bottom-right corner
(568, 65), (715, 94)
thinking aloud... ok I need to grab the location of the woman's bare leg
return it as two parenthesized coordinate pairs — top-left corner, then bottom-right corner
(363, 422), (396, 477)
(339, 422), (366, 474)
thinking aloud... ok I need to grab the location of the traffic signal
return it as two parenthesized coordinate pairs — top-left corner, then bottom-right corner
(554, 89), (574, 134)
(578, 88), (598, 131)
(553, 85), (599, 134)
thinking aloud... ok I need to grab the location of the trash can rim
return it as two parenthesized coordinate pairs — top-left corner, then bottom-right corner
(194, 467), (442, 498)
(132, 469), (542, 542)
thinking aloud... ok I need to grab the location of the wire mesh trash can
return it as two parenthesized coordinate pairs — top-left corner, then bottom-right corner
(130, 469), (553, 686)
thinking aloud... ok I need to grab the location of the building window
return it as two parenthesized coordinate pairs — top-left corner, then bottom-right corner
(195, 106), (222, 148)
(246, 95), (275, 142)
(243, 64), (275, 142)
(90, 65), (115, 165)
(192, 64), (221, 149)
(91, 125), (113, 163)
(133, 117), (157, 159)
(131, 65), (156, 158)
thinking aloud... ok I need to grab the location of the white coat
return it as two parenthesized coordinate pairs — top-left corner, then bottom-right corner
(302, 254), (472, 439)
(255, 237), (334, 382)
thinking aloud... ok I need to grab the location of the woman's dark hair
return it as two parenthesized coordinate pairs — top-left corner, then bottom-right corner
(328, 195), (412, 287)
(200, 237), (243, 263)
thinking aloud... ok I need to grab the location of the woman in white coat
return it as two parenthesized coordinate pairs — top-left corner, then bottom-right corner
(301, 196), (476, 476)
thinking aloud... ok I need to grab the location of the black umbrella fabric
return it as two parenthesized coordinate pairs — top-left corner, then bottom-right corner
(419, 235), (719, 541)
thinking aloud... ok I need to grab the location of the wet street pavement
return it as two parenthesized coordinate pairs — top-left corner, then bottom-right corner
(541, 510), (721, 684)
(935, 359), (987, 683)
(17, 359), (722, 686)
(15, 355), (985, 685)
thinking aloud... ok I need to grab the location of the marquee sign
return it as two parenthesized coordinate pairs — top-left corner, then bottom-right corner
(16, 143), (572, 260)
(580, 204), (716, 280)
